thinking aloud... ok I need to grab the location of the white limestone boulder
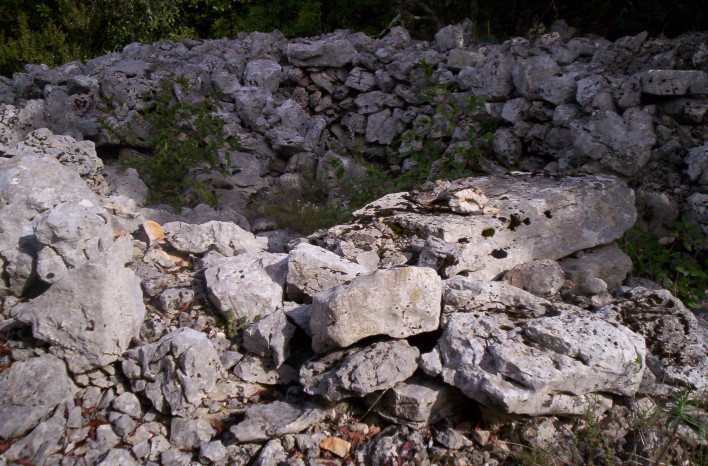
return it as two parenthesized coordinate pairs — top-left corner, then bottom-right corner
(205, 252), (288, 321)
(310, 266), (442, 353)
(431, 309), (645, 416)
(15, 237), (145, 373)
(286, 242), (368, 303)
(122, 328), (223, 417)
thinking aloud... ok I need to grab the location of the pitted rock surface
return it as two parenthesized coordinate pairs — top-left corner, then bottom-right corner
(310, 266), (442, 353)
(596, 287), (708, 390)
(300, 340), (420, 401)
(122, 328), (222, 417)
(432, 309), (645, 415)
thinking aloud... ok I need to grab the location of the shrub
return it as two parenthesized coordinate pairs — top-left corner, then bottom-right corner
(621, 220), (707, 309)
(103, 75), (238, 209)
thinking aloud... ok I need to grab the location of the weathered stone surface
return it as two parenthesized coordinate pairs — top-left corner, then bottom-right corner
(0, 153), (100, 296)
(287, 39), (357, 67)
(503, 259), (565, 297)
(347, 175), (636, 282)
(104, 166), (149, 206)
(434, 310), (645, 415)
(253, 439), (288, 465)
(96, 449), (140, 466)
(685, 142), (708, 186)
(310, 266), (442, 353)
(375, 376), (467, 427)
(16, 237), (145, 373)
(8, 128), (104, 189)
(444, 277), (551, 317)
(596, 288), (707, 390)
(286, 242), (368, 303)
(570, 108), (656, 176)
(112, 392), (142, 419)
(0, 101), (45, 152)
(232, 354), (298, 385)
(458, 52), (515, 101)
(170, 418), (216, 450)
(243, 59), (282, 94)
(0, 355), (77, 441)
(122, 328), (222, 417)
(230, 401), (327, 443)
(492, 128), (523, 165)
(34, 200), (114, 282)
(365, 109), (402, 144)
(205, 252), (288, 321)
(639, 70), (707, 96)
(512, 56), (576, 104)
(559, 242), (633, 292)
(233, 86), (274, 131)
(346, 67), (377, 92)
(1, 408), (67, 465)
(300, 340), (420, 401)
(242, 310), (296, 367)
(163, 220), (265, 256)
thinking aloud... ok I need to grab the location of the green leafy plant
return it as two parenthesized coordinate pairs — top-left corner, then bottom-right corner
(572, 409), (621, 465)
(395, 60), (495, 191)
(223, 310), (262, 339)
(653, 390), (707, 465)
(621, 220), (707, 309)
(104, 75), (238, 209)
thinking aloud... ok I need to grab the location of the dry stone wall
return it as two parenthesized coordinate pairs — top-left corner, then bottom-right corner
(0, 20), (705, 466)
(0, 21), (705, 239)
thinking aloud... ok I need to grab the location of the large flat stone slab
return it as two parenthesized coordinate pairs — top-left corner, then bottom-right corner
(324, 174), (636, 281)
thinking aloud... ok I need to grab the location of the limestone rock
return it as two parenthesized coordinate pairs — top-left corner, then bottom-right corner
(596, 287), (707, 390)
(310, 266), (442, 353)
(170, 418), (216, 450)
(163, 220), (265, 256)
(122, 328), (222, 417)
(459, 52), (515, 101)
(435, 310), (645, 415)
(559, 242), (633, 292)
(230, 401), (327, 443)
(34, 200), (114, 282)
(0, 355), (77, 441)
(375, 376), (467, 427)
(16, 237), (145, 373)
(503, 259), (565, 297)
(286, 242), (368, 303)
(242, 310), (297, 367)
(232, 355), (298, 385)
(243, 59), (282, 94)
(287, 38), (357, 67)
(0, 153), (100, 296)
(570, 108), (656, 176)
(1, 408), (67, 465)
(300, 340), (420, 401)
(205, 252), (288, 321)
(8, 128), (105, 190)
(639, 70), (707, 96)
(345, 174), (636, 282)
(104, 166), (149, 206)
(512, 56), (576, 105)
(443, 277), (551, 317)
(0, 101), (45, 152)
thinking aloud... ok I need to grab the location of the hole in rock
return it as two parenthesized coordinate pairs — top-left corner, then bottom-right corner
(407, 328), (444, 353)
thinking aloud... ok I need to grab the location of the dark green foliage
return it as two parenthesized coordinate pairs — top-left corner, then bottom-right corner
(620, 220), (707, 309)
(105, 75), (238, 209)
(396, 60), (495, 189)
